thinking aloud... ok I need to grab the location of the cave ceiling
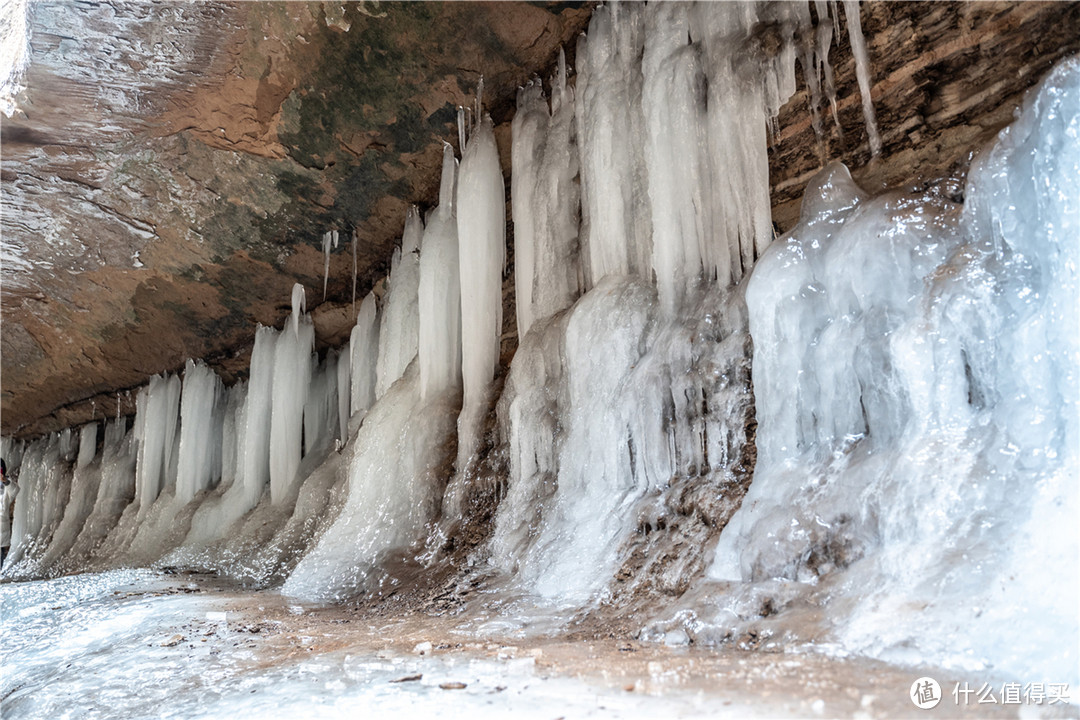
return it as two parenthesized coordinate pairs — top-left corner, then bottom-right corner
(2, 0), (1078, 438)
(1, 0), (592, 436)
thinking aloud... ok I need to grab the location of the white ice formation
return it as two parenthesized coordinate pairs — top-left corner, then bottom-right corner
(2, 2), (1075, 690)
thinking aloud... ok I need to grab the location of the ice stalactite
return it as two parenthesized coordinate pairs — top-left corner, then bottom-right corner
(814, 0), (842, 132)
(375, 209), (422, 399)
(270, 284), (314, 504)
(418, 143), (462, 400)
(321, 229), (339, 301)
(842, 0), (881, 155)
(349, 291), (379, 423)
(453, 113), (505, 489)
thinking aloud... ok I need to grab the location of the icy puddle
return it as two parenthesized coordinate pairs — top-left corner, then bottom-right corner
(4, 571), (1074, 719)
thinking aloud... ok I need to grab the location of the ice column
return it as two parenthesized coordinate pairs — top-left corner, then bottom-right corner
(375, 209), (422, 398)
(238, 325), (276, 509)
(455, 115), (505, 472)
(134, 373), (181, 514)
(418, 143), (463, 399)
(269, 284), (314, 504)
(176, 360), (224, 504)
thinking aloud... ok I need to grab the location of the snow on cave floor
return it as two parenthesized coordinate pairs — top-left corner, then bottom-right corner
(4, 570), (1073, 720)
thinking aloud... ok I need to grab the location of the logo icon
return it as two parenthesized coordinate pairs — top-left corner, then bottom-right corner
(911, 677), (942, 709)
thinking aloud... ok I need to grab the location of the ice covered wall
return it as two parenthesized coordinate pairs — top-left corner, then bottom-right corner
(696, 57), (1080, 684)
(491, 0), (845, 601)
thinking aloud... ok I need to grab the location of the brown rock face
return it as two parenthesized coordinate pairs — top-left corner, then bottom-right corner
(2, 1), (1077, 438)
(1, 1), (592, 436)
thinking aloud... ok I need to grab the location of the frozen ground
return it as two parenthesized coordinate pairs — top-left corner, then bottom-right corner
(3, 570), (1074, 720)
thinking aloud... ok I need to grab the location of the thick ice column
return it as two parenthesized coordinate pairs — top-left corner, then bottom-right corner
(134, 373), (181, 514)
(419, 144), (463, 400)
(238, 325), (276, 507)
(270, 284), (314, 504)
(349, 291), (379, 420)
(843, 0), (881, 155)
(456, 115), (506, 470)
(176, 360), (224, 504)
(375, 209), (422, 398)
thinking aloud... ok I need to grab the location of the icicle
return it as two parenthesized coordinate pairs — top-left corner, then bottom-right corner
(290, 283), (306, 337)
(351, 228), (358, 314)
(843, 0), (881, 156)
(457, 106), (466, 153)
(322, 231), (332, 301)
(815, 0), (842, 132)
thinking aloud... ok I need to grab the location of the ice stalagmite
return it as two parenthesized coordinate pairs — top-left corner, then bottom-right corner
(375, 209), (422, 398)
(454, 115), (505, 479)
(270, 284), (314, 504)
(418, 143), (462, 400)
